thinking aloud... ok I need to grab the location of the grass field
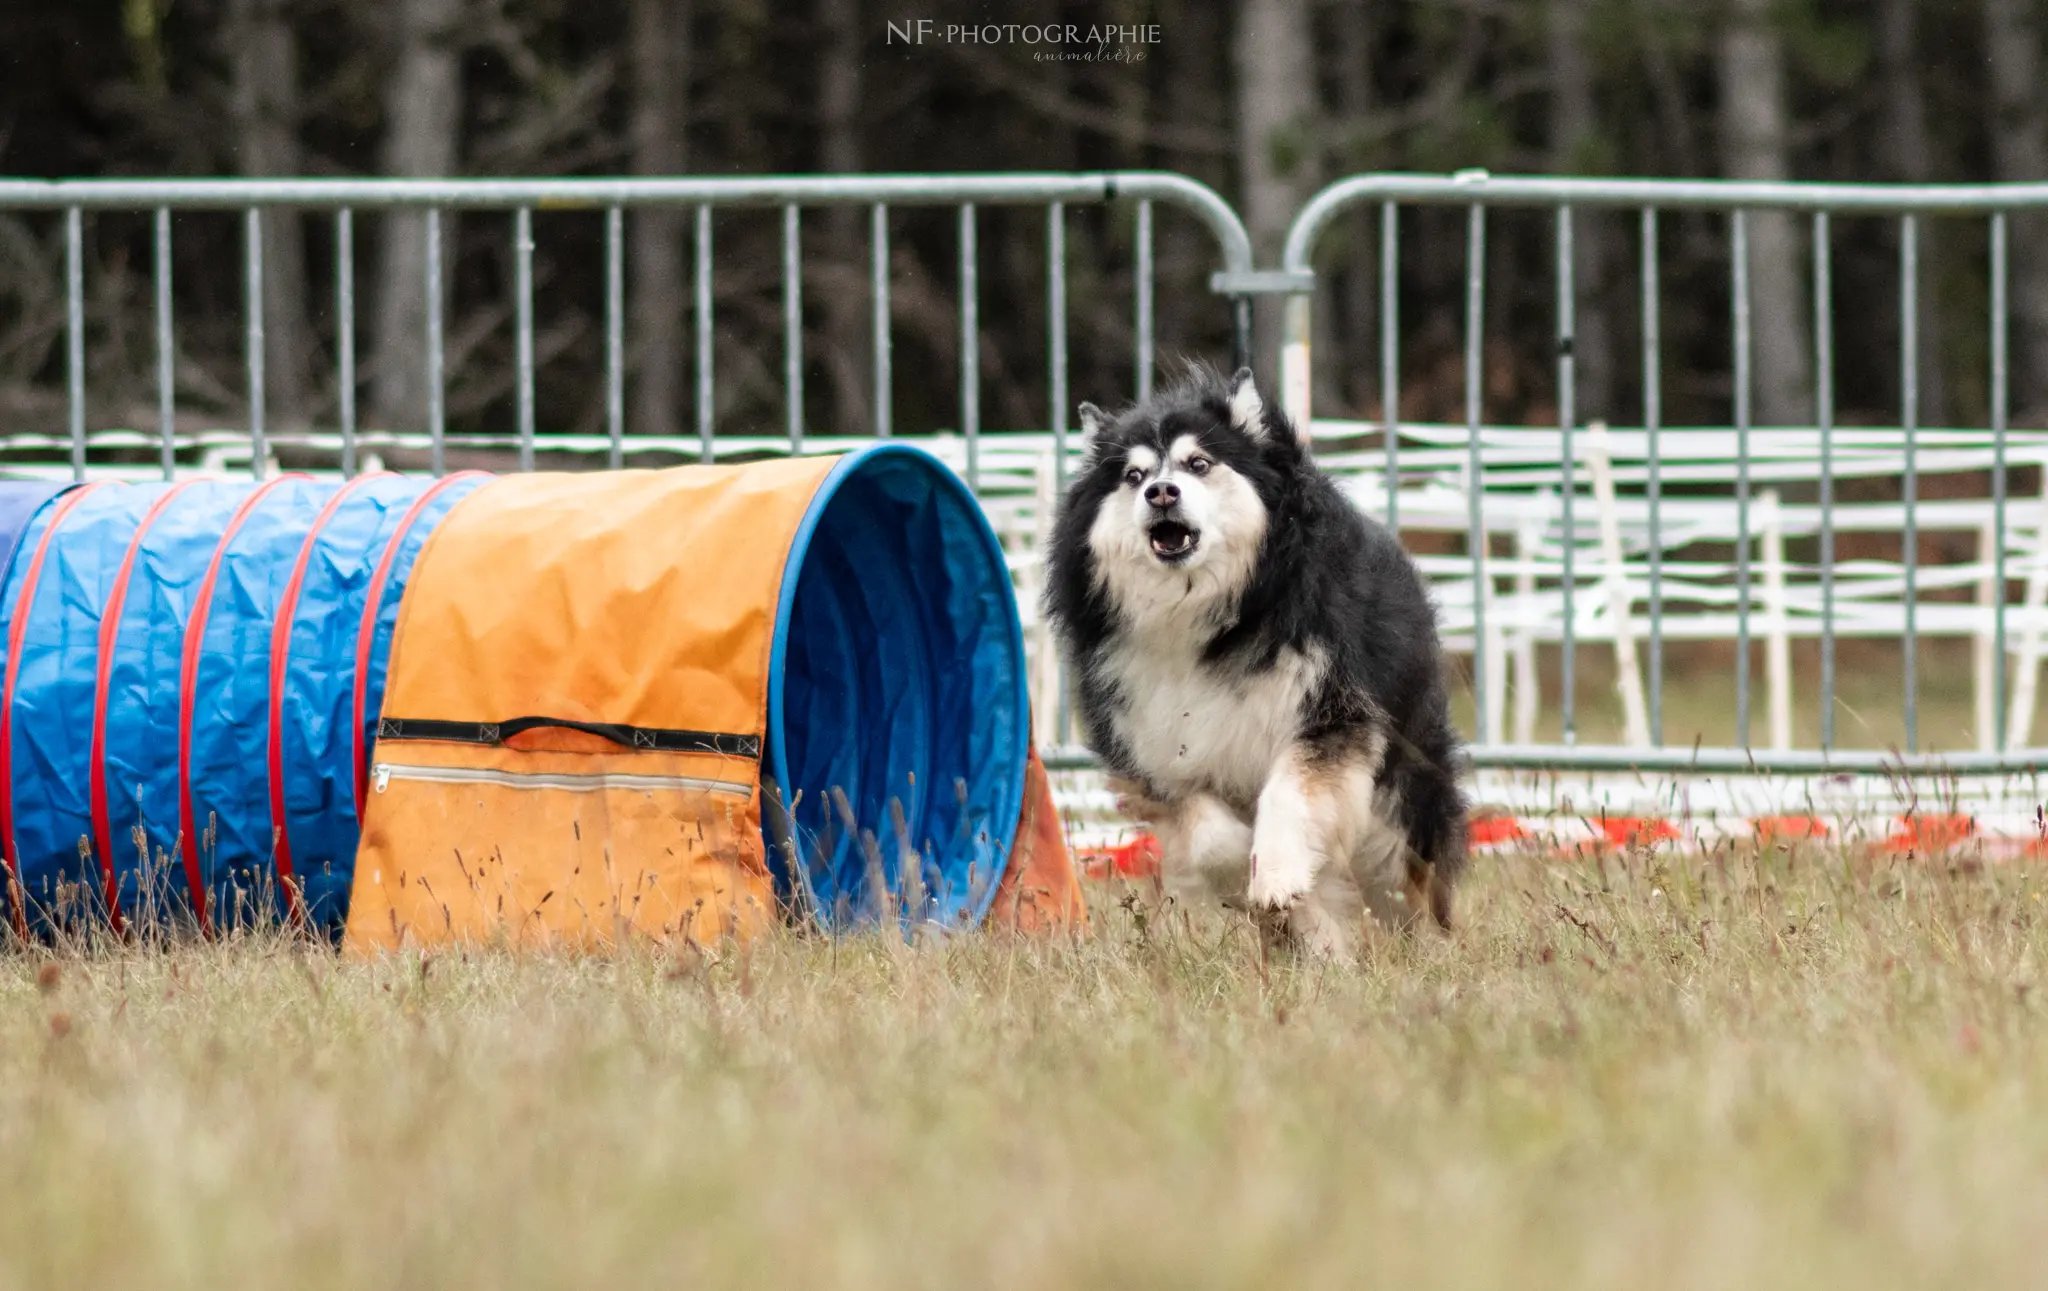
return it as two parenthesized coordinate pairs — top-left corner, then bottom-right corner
(4, 844), (2047, 1290)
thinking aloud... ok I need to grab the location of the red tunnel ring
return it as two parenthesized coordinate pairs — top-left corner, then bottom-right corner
(265, 473), (392, 925)
(176, 475), (308, 933)
(88, 481), (202, 931)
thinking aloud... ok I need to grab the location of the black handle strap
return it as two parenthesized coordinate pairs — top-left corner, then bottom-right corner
(376, 715), (759, 759)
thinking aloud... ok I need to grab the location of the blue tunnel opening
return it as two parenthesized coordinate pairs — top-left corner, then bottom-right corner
(766, 444), (1028, 933)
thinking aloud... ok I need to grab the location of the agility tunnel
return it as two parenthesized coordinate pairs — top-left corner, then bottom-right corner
(0, 445), (1078, 951)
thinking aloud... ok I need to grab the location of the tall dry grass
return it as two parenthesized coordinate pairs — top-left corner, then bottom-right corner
(2, 842), (2045, 1289)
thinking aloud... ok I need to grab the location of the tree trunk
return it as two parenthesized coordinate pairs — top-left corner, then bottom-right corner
(629, 0), (692, 439)
(1880, 0), (1945, 424)
(1634, 0), (1704, 179)
(815, 0), (868, 434)
(1550, 0), (1615, 424)
(1984, 0), (2048, 421)
(227, 0), (312, 430)
(1717, 0), (1810, 428)
(1234, 0), (1319, 380)
(1157, 0), (1229, 386)
(371, 0), (464, 431)
(1331, 0), (1375, 417)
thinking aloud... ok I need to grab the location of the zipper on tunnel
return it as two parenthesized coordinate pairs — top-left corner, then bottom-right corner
(372, 762), (753, 797)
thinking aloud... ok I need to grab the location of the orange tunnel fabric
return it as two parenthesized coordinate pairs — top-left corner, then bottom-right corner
(345, 449), (1077, 955)
(345, 460), (830, 954)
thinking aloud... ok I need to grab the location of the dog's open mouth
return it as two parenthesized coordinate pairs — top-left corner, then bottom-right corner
(1148, 520), (1199, 561)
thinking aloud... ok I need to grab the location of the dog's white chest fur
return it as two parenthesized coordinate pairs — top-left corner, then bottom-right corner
(1096, 635), (1326, 808)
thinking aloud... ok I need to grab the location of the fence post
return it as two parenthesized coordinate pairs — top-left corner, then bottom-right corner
(1281, 294), (1312, 422)
(1032, 442), (1061, 742)
(1483, 545), (1508, 748)
(1587, 421), (1649, 747)
(1759, 489), (1793, 752)
(1976, 514), (1998, 752)
(2005, 474), (2048, 747)
(1513, 506), (1543, 745)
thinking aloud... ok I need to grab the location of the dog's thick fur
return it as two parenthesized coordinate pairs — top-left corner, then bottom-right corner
(1044, 363), (1468, 954)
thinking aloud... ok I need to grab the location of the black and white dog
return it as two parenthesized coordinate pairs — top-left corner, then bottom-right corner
(1044, 363), (1468, 954)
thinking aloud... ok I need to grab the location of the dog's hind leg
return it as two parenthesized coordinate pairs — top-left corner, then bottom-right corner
(1153, 792), (1252, 907)
(1346, 784), (1429, 933)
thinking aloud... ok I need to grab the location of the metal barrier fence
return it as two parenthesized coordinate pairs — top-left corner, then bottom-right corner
(0, 172), (1256, 488)
(1281, 172), (2048, 776)
(14, 169), (2048, 781)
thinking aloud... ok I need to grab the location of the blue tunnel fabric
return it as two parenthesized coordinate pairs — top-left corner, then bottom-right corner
(3, 483), (169, 921)
(103, 479), (259, 917)
(766, 444), (1028, 932)
(0, 475), (481, 936)
(188, 478), (340, 925)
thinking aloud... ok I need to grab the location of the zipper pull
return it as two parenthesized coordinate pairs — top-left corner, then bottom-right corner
(374, 765), (392, 793)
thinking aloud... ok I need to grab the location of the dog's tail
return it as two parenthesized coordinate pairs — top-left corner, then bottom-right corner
(1391, 740), (1469, 931)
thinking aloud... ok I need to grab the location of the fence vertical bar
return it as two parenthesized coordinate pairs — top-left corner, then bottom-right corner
(1993, 212), (2011, 749)
(1901, 214), (1919, 751)
(1051, 200), (1071, 742)
(1050, 201), (1069, 490)
(1733, 210), (1753, 746)
(155, 207), (176, 481)
(605, 206), (624, 471)
(1466, 203), (1489, 745)
(959, 204), (980, 491)
(1642, 207), (1663, 745)
(1382, 201), (1400, 533)
(1135, 199), (1154, 404)
(696, 204), (714, 464)
(871, 203), (891, 439)
(65, 208), (86, 483)
(244, 207), (265, 481)
(783, 204), (803, 455)
(426, 207), (445, 477)
(1557, 206), (1577, 745)
(335, 209), (356, 478)
(1815, 211), (1835, 751)
(514, 206), (535, 473)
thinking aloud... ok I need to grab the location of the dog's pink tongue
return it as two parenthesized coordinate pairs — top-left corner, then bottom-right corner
(1149, 523), (1194, 556)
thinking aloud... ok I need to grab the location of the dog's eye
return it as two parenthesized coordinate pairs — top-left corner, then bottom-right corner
(1185, 456), (1211, 476)
(1122, 466), (1144, 488)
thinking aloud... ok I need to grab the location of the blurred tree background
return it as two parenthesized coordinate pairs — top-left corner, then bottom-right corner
(0, 0), (2043, 450)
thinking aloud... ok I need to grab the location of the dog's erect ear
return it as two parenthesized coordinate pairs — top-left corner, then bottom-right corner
(1227, 364), (1313, 451)
(1078, 401), (1109, 440)
(1226, 367), (1268, 440)
(1077, 402), (1112, 462)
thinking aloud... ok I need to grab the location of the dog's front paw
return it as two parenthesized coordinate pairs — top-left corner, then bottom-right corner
(1245, 849), (1314, 912)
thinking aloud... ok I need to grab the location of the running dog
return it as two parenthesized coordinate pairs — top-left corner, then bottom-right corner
(1043, 363), (1468, 955)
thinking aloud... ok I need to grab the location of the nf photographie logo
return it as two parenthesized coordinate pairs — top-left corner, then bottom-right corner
(886, 19), (1160, 62)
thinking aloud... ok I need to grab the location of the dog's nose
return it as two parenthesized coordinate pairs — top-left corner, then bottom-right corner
(1144, 481), (1180, 509)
